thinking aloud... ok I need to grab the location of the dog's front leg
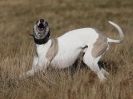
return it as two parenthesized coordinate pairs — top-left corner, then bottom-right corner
(27, 57), (49, 76)
(32, 55), (39, 69)
(19, 56), (38, 79)
(19, 57), (48, 79)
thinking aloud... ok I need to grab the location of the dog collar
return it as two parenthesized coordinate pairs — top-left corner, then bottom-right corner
(33, 32), (50, 45)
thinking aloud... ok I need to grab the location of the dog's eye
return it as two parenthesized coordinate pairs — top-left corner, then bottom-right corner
(44, 21), (48, 26)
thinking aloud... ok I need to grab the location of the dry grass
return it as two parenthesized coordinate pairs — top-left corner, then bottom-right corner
(0, 0), (133, 99)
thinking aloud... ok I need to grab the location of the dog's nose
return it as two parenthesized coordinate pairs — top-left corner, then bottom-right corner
(39, 19), (44, 23)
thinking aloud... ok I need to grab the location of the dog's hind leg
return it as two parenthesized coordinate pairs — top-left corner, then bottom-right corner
(101, 68), (109, 76)
(83, 50), (107, 81)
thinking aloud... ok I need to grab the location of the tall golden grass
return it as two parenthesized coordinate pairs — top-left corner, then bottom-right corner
(0, 0), (133, 99)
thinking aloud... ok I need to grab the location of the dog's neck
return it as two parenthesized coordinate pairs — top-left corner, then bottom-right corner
(35, 39), (51, 58)
(35, 38), (58, 64)
(33, 32), (50, 45)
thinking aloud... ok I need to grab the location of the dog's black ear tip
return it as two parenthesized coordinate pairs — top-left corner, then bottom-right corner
(36, 20), (39, 24)
(29, 34), (34, 37)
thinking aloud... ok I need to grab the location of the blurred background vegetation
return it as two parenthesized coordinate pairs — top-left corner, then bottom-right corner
(0, 0), (133, 99)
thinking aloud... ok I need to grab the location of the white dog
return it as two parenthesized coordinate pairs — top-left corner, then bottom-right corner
(22, 19), (124, 81)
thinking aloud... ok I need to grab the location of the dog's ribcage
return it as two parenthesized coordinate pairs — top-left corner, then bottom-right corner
(47, 28), (99, 68)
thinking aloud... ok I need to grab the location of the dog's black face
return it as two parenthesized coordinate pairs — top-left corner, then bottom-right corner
(33, 19), (49, 39)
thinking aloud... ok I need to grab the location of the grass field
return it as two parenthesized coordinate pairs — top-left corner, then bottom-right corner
(0, 0), (133, 99)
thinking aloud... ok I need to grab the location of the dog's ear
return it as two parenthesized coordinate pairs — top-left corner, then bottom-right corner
(36, 20), (39, 24)
(29, 34), (34, 37)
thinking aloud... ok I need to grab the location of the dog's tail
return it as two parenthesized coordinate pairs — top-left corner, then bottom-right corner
(107, 21), (124, 44)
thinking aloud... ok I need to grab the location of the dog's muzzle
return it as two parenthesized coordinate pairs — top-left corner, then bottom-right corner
(38, 19), (45, 31)
(33, 19), (50, 45)
(37, 19), (48, 31)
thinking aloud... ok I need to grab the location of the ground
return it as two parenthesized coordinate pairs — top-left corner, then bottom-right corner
(0, 0), (133, 99)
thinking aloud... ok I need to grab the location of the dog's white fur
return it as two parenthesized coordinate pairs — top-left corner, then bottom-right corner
(23, 21), (124, 81)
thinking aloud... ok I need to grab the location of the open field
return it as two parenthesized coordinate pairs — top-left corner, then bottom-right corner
(0, 0), (133, 99)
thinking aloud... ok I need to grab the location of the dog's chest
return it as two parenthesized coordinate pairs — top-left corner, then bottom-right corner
(36, 43), (50, 57)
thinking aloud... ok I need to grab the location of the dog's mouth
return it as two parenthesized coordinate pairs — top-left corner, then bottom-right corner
(37, 19), (45, 31)
(33, 19), (49, 39)
(38, 23), (45, 31)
